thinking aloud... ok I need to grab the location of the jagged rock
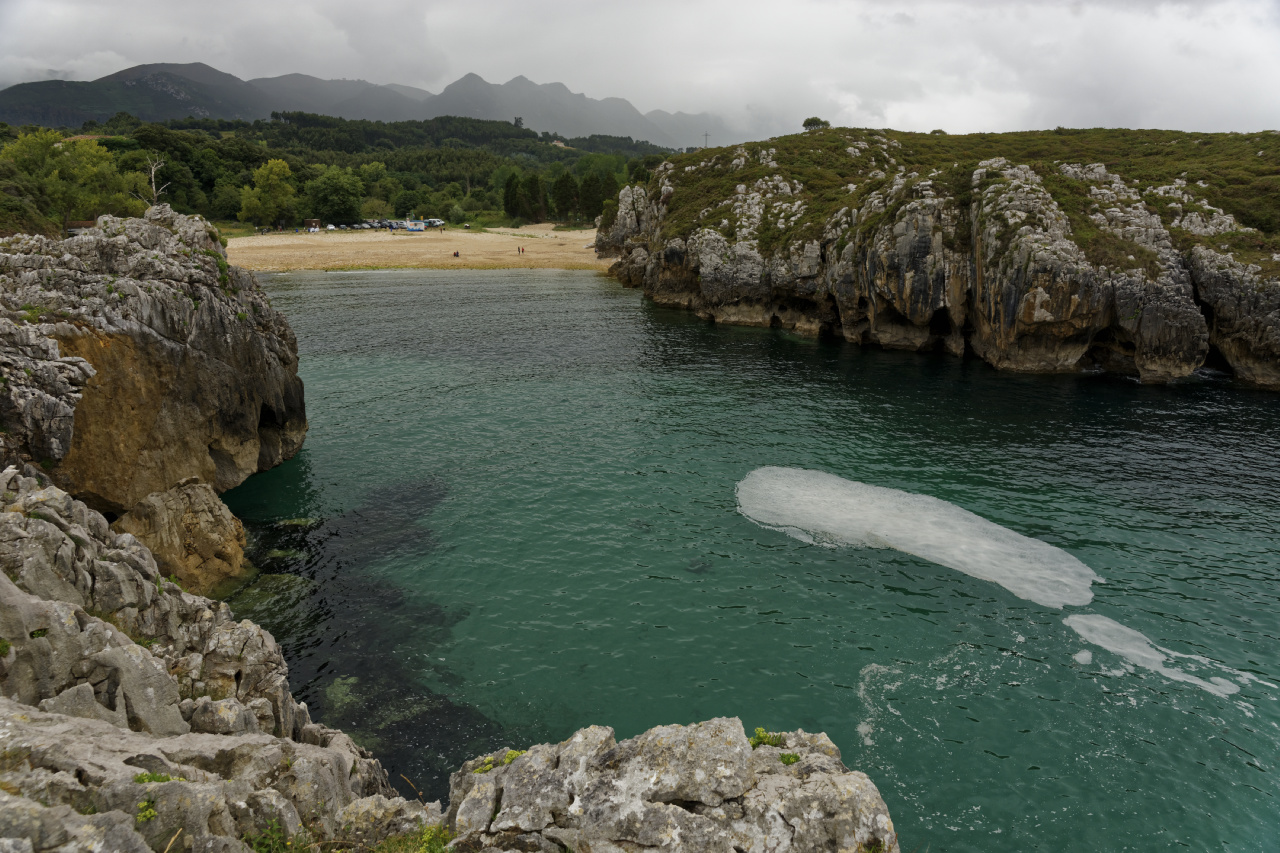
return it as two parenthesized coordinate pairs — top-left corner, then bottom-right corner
(112, 480), (247, 596)
(1188, 246), (1280, 388)
(1, 468), (312, 743)
(336, 795), (443, 849)
(445, 718), (899, 853)
(0, 697), (426, 852)
(0, 206), (306, 512)
(0, 473), (441, 852)
(599, 149), (1279, 386)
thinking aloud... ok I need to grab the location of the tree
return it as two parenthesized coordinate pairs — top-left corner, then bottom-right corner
(550, 172), (578, 221)
(578, 172), (604, 219)
(1, 132), (138, 229)
(238, 159), (296, 226)
(131, 154), (169, 206)
(503, 173), (520, 217)
(520, 173), (545, 221)
(305, 165), (363, 224)
(361, 198), (393, 219)
(599, 172), (619, 207)
(803, 117), (831, 131)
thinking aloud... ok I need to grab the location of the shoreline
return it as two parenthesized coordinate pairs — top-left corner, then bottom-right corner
(227, 223), (610, 272)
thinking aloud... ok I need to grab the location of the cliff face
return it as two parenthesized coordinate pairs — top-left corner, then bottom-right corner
(0, 468), (436, 851)
(0, 205), (306, 514)
(599, 132), (1280, 387)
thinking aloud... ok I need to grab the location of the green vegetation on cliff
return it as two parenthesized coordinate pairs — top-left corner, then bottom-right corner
(641, 126), (1279, 275)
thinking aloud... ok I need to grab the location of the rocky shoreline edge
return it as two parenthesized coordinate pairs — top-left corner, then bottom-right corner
(597, 151), (1280, 388)
(0, 209), (901, 852)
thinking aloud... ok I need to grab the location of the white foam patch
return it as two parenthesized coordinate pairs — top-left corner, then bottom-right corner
(1064, 614), (1243, 697)
(1074, 650), (1093, 666)
(736, 466), (1100, 608)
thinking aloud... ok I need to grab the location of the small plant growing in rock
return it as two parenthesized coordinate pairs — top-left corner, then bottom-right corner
(779, 753), (800, 766)
(133, 772), (178, 784)
(242, 819), (290, 853)
(28, 628), (47, 639)
(136, 799), (157, 823)
(502, 749), (525, 765)
(749, 727), (785, 749)
(0, 638), (10, 657)
(472, 756), (495, 774)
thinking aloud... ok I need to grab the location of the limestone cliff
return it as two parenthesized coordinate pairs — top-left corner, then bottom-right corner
(599, 131), (1280, 387)
(0, 205), (306, 514)
(0, 468), (436, 851)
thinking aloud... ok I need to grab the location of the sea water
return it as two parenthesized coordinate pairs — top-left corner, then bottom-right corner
(224, 269), (1280, 852)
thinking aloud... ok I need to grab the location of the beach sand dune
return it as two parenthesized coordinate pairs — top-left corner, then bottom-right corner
(226, 223), (609, 272)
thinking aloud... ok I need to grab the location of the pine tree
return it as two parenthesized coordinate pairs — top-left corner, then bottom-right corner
(550, 172), (578, 221)
(579, 172), (604, 219)
(503, 173), (520, 218)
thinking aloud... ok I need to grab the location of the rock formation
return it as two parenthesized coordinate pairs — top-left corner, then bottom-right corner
(0, 205), (306, 514)
(599, 137), (1280, 387)
(0, 467), (437, 851)
(112, 479), (247, 596)
(445, 718), (899, 853)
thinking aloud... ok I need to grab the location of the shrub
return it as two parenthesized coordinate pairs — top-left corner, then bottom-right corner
(749, 727), (785, 749)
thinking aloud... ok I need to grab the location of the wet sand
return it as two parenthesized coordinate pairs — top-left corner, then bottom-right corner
(226, 224), (609, 272)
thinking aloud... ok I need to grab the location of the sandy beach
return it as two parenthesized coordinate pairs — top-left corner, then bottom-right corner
(226, 223), (609, 272)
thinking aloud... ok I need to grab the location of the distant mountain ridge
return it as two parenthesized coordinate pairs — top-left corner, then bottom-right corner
(0, 62), (734, 148)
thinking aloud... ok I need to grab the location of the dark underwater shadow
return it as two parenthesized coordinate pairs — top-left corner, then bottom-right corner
(227, 476), (510, 802)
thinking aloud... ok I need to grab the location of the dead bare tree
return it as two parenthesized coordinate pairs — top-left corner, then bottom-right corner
(132, 155), (170, 207)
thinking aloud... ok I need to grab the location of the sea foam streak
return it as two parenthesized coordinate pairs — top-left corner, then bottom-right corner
(1063, 614), (1245, 697)
(735, 466), (1100, 608)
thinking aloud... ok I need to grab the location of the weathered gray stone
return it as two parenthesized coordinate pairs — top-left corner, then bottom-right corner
(37, 682), (126, 728)
(446, 718), (900, 853)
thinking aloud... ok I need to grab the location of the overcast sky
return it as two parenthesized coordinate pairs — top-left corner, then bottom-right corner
(2, 0), (1277, 138)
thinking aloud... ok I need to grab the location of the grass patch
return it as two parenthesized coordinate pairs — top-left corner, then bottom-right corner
(370, 823), (453, 853)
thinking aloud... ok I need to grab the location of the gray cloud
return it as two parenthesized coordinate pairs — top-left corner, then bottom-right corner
(2, 0), (1277, 140)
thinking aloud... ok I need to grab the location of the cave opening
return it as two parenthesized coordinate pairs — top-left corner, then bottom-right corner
(1202, 343), (1234, 374)
(928, 309), (953, 338)
(820, 294), (844, 339)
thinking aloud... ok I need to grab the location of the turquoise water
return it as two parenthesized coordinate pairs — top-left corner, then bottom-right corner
(224, 269), (1280, 852)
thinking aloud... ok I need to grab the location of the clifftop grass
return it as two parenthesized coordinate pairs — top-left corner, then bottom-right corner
(644, 126), (1280, 275)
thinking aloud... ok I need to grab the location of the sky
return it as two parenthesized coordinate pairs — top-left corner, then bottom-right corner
(1, 0), (1278, 139)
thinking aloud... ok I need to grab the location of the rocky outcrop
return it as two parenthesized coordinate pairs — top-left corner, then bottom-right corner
(600, 141), (1280, 387)
(0, 468), (438, 851)
(112, 479), (247, 596)
(445, 718), (899, 853)
(0, 205), (306, 513)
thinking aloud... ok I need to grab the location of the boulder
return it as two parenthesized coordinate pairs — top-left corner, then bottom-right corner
(112, 480), (247, 596)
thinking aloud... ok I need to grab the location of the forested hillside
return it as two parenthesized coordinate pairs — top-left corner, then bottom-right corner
(0, 110), (670, 236)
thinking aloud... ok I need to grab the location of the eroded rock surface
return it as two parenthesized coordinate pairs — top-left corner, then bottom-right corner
(0, 205), (306, 512)
(445, 718), (899, 853)
(112, 479), (247, 596)
(600, 147), (1280, 387)
(0, 469), (437, 851)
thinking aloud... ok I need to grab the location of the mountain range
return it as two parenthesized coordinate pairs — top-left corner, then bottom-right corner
(0, 63), (734, 149)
